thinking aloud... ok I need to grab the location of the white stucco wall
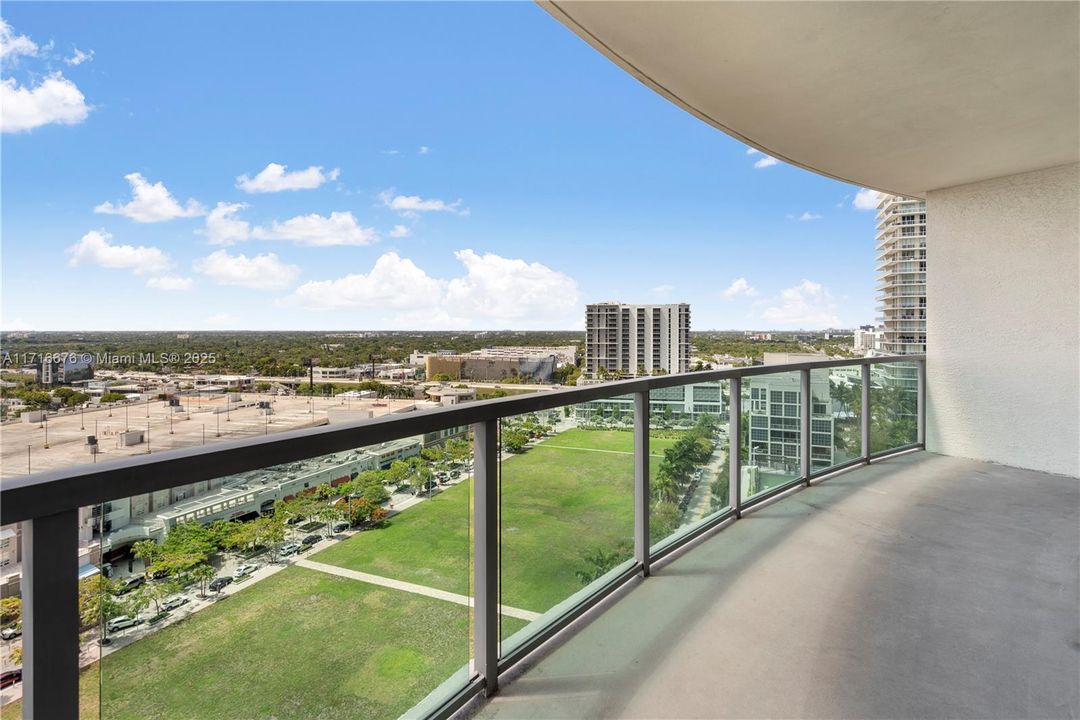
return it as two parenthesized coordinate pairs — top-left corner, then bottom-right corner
(926, 163), (1079, 477)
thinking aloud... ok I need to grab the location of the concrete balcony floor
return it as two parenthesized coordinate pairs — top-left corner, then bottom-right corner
(472, 452), (1079, 719)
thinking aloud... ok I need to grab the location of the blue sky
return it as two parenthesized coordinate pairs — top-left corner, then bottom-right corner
(1, 2), (882, 332)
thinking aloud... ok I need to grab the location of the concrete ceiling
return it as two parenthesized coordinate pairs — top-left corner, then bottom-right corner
(542, 1), (1079, 198)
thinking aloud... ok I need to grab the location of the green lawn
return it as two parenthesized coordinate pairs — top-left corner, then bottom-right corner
(97, 567), (471, 720)
(314, 428), (673, 614)
(52, 427), (677, 719)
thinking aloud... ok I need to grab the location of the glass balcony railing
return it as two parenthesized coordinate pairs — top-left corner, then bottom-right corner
(0, 355), (925, 720)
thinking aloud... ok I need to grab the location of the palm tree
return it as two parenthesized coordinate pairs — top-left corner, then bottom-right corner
(191, 564), (215, 598)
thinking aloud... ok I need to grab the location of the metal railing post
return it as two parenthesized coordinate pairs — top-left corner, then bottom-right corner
(729, 377), (742, 517)
(800, 368), (811, 484)
(22, 508), (79, 720)
(917, 358), (927, 447)
(861, 364), (872, 462)
(633, 391), (650, 576)
(472, 420), (499, 696)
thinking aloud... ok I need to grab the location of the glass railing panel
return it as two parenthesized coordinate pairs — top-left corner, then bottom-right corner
(94, 434), (473, 719)
(499, 401), (634, 655)
(741, 371), (802, 500)
(648, 382), (731, 551)
(870, 361), (920, 454)
(810, 367), (863, 472)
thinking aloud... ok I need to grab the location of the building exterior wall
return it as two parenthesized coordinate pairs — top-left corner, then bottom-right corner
(425, 355), (556, 383)
(926, 163), (1079, 477)
(585, 302), (690, 377)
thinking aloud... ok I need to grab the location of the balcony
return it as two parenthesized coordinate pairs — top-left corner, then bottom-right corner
(473, 451), (1077, 720)
(3, 356), (943, 719)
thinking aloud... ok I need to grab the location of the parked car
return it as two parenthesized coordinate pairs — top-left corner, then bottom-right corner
(0, 669), (21, 688)
(150, 568), (170, 580)
(234, 563), (258, 578)
(106, 616), (140, 633)
(161, 596), (189, 612)
(0, 626), (20, 641)
(332, 522), (350, 534)
(301, 534), (321, 546)
(114, 576), (144, 595)
(279, 542), (301, 556)
(208, 577), (233, 592)
(450, 470), (461, 479)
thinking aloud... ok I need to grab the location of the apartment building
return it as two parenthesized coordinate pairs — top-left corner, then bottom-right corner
(876, 195), (927, 391)
(585, 302), (691, 378)
(853, 324), (882, 354)
(575, 382), (725, 425)
(747, 372), (835, 475)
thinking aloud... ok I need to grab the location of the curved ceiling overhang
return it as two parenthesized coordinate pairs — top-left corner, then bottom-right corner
(541, 1), (1080, 198)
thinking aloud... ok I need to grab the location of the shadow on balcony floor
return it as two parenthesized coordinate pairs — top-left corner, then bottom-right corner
(469, 452), (1079, 719)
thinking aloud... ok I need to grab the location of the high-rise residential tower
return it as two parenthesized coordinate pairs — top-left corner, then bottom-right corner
(875, 194), (927, 391)
(585, 302), (690, 378)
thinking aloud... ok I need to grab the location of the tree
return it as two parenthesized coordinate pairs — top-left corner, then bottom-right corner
(409, 465), (434, 497)
(191, 563), (215, 598)
(650, 502), (680, 543)
(710, 465), (731, 511)
(317, 505), (344, 537)
(386, 459), (412, 489)
(132, 539), (162, 576)
(143, 579), (182, 615)
(78, 575), (126, 632)
(502, 428), (529, 453)
(575, 541), (633, 584)
(0, 597), (21, 627)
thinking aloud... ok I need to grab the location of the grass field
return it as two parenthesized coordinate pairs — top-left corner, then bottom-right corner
(314, 428), (673, 614)
(20, 427), (677, 720)
(96, 567), (472, 720)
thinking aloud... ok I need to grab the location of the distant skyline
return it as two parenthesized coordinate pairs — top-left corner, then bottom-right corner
(2, 3), (884, 332)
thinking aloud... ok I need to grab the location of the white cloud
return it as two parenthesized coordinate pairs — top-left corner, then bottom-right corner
(389, 224), (410, 238)
(799, 211), (823, 221)
(287, 249), (580, 328)
(381, 149), (400, 156)
(288, 252), (444, 311)
(651, 284), (674, 299)
(853, 188), (882, 210)
(94, 173), (204, 222)
(251, 211), (377, 246)
(65, 47), (94, 66)
(418, 145), (430, 155)
(66, 230), (170, 274)
(1, 73), (90, 133)
(146, 275), (193, 291)
(760, 279), (841, 328)
(235, 163), (340, 193)
(753, 155), (779, 169)
(378, 189), (466, 216)
(202, 202), (250, 245)
(443, 250), (578, 326)
(745, 147), (760, 155)
(722, 277), (758, 299)
(194, 250), (300, 289)
(0, 19), (38, 60)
